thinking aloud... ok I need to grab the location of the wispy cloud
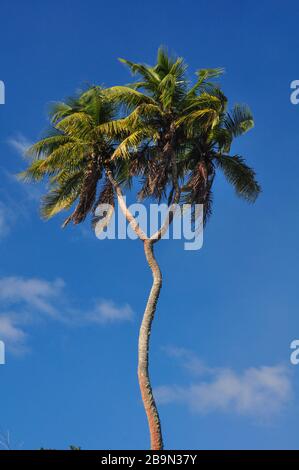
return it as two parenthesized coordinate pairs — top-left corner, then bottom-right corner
(5, 133), (42, 202)
(3, 170), (43, 202)
(0, 276), (64, 354)
(0, 194), (38, 243)
(0, 276), (134, 355)
(0, 277), (64, 317)
(7, 134), (32, 158)
(162, 346), (212, 376)
(87, 300), (134, 324)
(155, 348), (292, 420)
(0, 134), (40, 243)
(0, 316), (27, 355)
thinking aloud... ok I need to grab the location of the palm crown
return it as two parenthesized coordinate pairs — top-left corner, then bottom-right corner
(106, 48), (260, 219)
(20, 87), (118, 226)
(21, 48), (260, 227)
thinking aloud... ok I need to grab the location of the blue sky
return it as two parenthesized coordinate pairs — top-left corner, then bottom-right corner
(0, 0), (299, 450)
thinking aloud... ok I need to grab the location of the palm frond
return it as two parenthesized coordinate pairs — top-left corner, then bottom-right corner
(107, 86), (157, 110)
(97, 103), (161, 138)
(119, 59), (161, 86)
(41, 171), (83, 219)
(155, 47), (175, 75)
(56, 112), (94, 139)
(25, 134), (72, 160)
(112, 128), (157, 159)
(188, 68), (224, 96)
(224, 104), (254, 137)
(215, 154), (260, 201)
(175, 109), (219, 136)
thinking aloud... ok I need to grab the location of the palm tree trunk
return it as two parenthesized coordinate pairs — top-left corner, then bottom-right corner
(138, 239), (163, 450)
(105, 167), (164, 448)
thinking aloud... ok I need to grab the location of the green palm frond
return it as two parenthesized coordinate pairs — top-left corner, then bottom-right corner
(215, 154), (261, 201)
(175, 108), (219, 135)
(119, 59), (161, 87)
(21, 143), (87, 181)
(155, 47), (178, 76)
(49, 102), (77, 125)
(224, 104), (254, 137)
(210, 127), (232, 152)
(107, 86), (157, 110)
(158, 73), (180, 110)
(97, 103), (161, 138)
(25, 134), (72, 160)
(41, 170), (83, 219)
(19, 159), (53, 182)
(112, 128), (158, 159)
(184, 92), (224, 114)
(55, 112), (94, 139)
(81, 86), (116, 124)
(187, 68), (224, 96)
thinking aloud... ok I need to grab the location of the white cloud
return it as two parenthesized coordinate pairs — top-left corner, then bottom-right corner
(7, 134), (32, 157)
(4, 170), (43, 202)
(0, 134), (39, 242)
(162, 346), (211, 376)
(155, 348), (292, 419)
(87, 299), (134, 324)
(0, 277), (64, 317)
(0, 276), (64, 354)
(0, 276), (134, 355)
(5, 133), (42, 203)
(0, 316), (27, 355)
(0, 316), (26, 342)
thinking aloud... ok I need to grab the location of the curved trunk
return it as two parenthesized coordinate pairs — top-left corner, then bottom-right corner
(105, 168), (167, 448)
(138, 239), (163, 450)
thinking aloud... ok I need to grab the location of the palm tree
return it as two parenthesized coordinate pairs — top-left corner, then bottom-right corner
(21, 48), (260, 450)
(103, 49), (260, 448)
